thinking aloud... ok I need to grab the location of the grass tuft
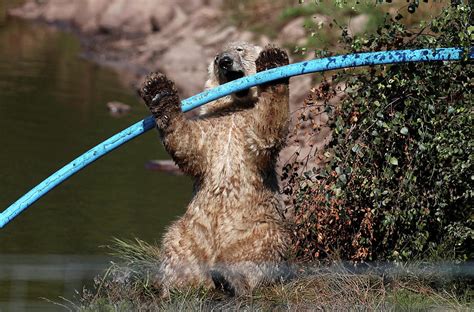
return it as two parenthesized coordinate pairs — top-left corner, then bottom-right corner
(77, 239), (473, 311)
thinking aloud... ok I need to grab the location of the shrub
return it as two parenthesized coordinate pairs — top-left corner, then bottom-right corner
(288, 3), (473, 261)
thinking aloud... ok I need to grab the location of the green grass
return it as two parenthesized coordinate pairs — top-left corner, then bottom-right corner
(71, 239), (473, 311)
(79, 269), (471, 311)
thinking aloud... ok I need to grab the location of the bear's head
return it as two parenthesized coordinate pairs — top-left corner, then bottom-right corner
(202, 41), (263, 115)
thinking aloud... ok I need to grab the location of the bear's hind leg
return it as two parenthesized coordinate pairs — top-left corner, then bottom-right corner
(158, 219), (214, 296)
(159, 256), (213, 297)
(210, 261), (292, 297)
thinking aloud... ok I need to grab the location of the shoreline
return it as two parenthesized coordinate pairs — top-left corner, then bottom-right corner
(7, 0), (331, 182)
(7, 0), (316, 103)
(7, 1), (260, 99)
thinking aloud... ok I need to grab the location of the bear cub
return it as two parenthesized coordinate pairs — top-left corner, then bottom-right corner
(140, 42), (291, 296)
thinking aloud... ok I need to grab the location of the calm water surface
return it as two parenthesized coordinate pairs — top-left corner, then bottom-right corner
(0, 2), (191, 308)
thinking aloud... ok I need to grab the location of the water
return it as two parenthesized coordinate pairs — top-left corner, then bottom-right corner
(0, 2), (191, 308)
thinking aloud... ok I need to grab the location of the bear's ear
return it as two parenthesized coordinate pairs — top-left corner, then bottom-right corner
(247, 43), (262, 60)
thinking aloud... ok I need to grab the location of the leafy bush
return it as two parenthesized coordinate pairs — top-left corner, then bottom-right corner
(288, 3), (473, 261)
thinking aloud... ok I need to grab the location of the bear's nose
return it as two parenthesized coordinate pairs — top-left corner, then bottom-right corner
(218, 56), (233, 70)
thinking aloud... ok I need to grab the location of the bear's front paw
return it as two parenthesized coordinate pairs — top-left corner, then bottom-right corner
(256, 46), (289, 73)
(140, 72), (181, 129)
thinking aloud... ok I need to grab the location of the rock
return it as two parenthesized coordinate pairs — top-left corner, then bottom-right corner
(173, 0), (206, 14)
(159, 37), (209, 98)
(98, 0), (175, 34)
(42, 0), (78, 23)
(278, 17), (307, 44)
(106, 101), (131, 116)
(8, 0), (78, 23)
(347, 14), (369, 36)
(289, 75), (312, 115)
(142, 6), (241, 97)
(10, 0), (180, 35)
(8, 1), (44, 19)
(146, 160), (183, 175)
(72, 0), (110, 33)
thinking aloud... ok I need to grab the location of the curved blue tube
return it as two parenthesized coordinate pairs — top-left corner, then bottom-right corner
(1, 47), (472, 228)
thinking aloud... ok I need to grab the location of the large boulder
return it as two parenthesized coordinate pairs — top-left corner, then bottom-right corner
(159, 37), (208, 98)
(98, 0), (175, 34)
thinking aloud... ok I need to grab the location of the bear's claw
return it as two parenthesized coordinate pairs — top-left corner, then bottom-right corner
(152, 90), (175, 104)
(140, 72), (180, 129)
(256, 46), (289, 73)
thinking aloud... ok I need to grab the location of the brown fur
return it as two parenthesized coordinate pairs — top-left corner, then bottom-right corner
(140, 42), (291, 296)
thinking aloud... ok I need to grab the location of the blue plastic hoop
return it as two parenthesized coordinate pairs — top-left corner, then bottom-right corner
(1, 47), (472, 228)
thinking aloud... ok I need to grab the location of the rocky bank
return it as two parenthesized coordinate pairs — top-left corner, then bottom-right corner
(9, 0), (315, 99)
(9, 0), (338, 180)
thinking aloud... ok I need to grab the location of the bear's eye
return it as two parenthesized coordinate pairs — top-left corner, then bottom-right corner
(236, 47), (244, 52)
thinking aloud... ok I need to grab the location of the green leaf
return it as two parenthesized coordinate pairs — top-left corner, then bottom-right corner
(351, 144), (361, 153)
(389, 157), (398, 166)
(338, 174), (347, 184)
(400, 127), (409, 135)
